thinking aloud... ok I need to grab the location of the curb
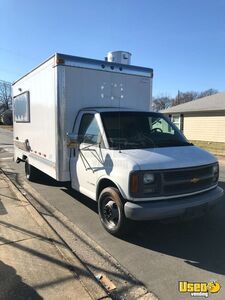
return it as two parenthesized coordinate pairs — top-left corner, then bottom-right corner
(0, 168), (111, 300)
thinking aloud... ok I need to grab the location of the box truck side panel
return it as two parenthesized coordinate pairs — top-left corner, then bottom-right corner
(13, 57), (58, 179)
(57, 65), (152, 181)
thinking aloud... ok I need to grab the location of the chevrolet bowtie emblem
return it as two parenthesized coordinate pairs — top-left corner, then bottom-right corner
(191, 177), (200, 184)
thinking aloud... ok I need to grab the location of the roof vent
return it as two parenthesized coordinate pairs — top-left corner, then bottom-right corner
(106, 51), (131, 65)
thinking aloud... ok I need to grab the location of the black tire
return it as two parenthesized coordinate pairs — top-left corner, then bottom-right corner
(98, 187), (129, 237)
(25, 159), (38, 181)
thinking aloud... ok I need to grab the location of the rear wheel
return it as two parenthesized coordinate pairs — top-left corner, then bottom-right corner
(25, 159), (38, 181)
(98, 187), (129, 237)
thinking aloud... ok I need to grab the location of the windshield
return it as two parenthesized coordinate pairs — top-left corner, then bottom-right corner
(100, 111), (191, 150)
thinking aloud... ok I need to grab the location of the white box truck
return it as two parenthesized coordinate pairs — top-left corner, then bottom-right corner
(12, 51), (223, 236)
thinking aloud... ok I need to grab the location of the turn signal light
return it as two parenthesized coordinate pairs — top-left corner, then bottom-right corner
(130, 173), (139, 194)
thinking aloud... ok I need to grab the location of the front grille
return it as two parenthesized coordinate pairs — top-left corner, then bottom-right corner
(162, 164), (216, 196)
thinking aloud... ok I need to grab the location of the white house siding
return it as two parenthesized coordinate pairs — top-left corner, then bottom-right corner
(183, 113), (225, 142)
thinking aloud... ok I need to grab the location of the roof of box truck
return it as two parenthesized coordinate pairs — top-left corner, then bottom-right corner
(79, 107), (152, 113)
(58, 53), (153, 75)
(13, 53), (153, 85)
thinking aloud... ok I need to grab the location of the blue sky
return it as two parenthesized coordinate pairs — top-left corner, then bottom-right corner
(1, 0), (225, 97)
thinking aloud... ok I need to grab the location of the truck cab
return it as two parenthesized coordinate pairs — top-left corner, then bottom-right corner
(67, 107), (223, 236)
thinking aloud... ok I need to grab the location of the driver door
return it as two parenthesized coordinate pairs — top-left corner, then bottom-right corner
(71, 112), (103, 199)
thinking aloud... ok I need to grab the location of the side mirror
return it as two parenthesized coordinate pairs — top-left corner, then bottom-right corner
(66, 133), (79, 148)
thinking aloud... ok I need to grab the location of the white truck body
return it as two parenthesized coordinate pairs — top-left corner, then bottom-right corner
(13, 53), (152, 181)
(12, 53), (223, 235)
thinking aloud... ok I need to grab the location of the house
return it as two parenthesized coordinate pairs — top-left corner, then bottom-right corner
(161, 92), (225, 155)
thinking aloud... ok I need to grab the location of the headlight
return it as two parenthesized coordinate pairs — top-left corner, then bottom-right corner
(143, 173), (155, 184)
(130, 172), (160, 197)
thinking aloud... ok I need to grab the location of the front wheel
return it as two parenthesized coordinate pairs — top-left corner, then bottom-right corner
(98, 187), (130, 237)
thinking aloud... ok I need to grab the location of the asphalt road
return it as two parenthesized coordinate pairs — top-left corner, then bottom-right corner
(1, 127), (225, 300)
(0, 127), (13, 159)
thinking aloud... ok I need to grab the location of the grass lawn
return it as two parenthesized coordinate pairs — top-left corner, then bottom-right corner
(190, 140), (225, 156)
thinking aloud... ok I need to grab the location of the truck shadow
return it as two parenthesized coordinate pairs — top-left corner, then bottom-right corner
(27, 172), (98, 213)
(31, 172), (70, 187)
(62, 187), (98, 213)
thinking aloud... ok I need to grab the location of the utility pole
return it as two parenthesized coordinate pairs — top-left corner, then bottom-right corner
(177, 90), (180, 104)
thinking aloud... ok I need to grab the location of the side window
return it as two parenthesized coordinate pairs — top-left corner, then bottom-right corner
(78, 114), (101, 145)
(14, 91), (30, 123)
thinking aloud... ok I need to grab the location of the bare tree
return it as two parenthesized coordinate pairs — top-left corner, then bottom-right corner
(198, 88), (218, 99)
(152, 96), (172, 111)
(0, 80), (12, 112)
(171, 88), (218, 107)
(153, 88), (218, 110)
(172, 90), (198, 106)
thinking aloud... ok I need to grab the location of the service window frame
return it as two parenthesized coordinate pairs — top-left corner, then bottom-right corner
(14, 91), (30, 123)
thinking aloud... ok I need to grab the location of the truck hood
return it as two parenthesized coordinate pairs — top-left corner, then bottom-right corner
(121, 146), (217, 170)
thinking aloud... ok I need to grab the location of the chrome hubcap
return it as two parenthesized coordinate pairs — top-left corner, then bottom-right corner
(102, 199), (119, 229)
